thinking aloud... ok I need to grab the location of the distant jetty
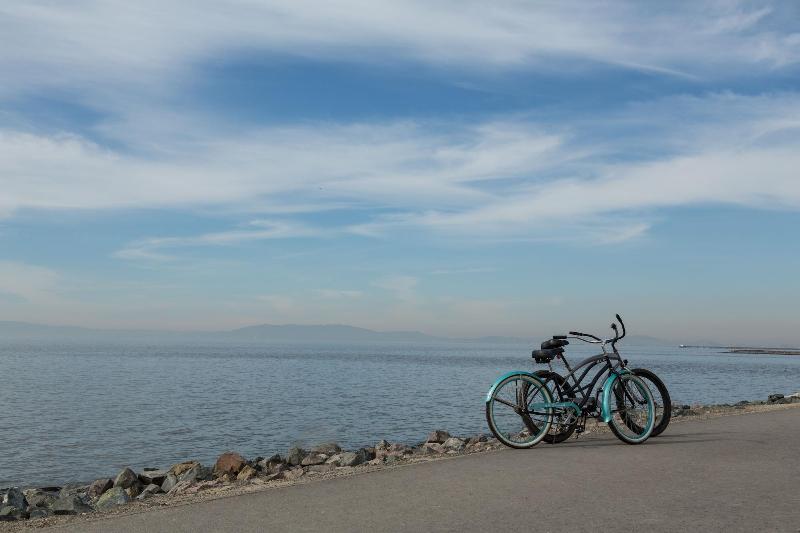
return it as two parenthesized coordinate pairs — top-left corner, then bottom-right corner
(678, 345), (800, 356)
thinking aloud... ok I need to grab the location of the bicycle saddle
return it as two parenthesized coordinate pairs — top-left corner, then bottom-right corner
(531, 348), (563, 363)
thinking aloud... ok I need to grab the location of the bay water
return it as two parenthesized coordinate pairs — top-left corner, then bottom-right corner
(1, 340), (799, 487)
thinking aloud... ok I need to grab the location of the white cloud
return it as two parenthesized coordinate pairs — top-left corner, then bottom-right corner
(3, 92), (800, 252)
(1, 0), (798, 102)
(316, 289), (363, 299)
(114, 220), (319, 260)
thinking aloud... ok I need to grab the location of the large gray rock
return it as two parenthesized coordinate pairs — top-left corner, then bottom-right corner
(114, 467), (139, 489)
(24, 488), (59, 508)
(300, 452), (327, 466)
(161, 473), (179, 493)
(135, 484), (162, 500)
(139, 468), (169, 485)
(312, 442), (342, 455)
(443, 437), (466, 451)
(59, 483), (88, 499)
(95, 487), (131, 512)
(257, 454), (285, 474)
(0, 505), (22, 521)
(29, 508), (51, 519)
(427, 430), (451, 443)
(2, 487), (26, 510)
(178, 463), (211, 483)
(52, 494), (93, 515)
(768, 393), (785, 403)
(287, 446), (307, 466)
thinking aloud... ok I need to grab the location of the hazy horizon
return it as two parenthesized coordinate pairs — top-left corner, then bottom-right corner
(2, 2), (800, 345)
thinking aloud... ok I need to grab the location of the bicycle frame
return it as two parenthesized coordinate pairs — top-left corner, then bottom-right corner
(532, 338), (629, 421)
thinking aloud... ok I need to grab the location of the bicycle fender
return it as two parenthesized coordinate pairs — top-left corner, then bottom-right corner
(485, 371), (546, 402)
(599, 369), (631, 423)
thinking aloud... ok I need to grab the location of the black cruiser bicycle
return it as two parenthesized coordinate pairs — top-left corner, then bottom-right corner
(486, 314), (670, 448)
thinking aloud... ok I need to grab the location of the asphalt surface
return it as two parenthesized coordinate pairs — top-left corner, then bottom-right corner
(51, 408), (800, 533)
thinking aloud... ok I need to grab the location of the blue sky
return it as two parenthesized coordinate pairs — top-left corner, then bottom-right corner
(1, 1), (800, 343)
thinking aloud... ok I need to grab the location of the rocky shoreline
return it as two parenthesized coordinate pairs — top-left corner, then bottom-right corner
(2, 393), (799, 528)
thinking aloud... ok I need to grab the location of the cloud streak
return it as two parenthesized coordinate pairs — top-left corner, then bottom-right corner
(2, 0), (799, 103)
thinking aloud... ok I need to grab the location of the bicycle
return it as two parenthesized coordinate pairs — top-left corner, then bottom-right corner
(485, 314), (661, 448)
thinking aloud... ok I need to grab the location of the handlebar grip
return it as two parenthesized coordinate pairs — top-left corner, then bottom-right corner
(569, 331), (585, 336)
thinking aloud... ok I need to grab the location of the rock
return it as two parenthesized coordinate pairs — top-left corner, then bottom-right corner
(125, 486), (142, 499)
(114, 467), (139, 489)
(427, 430), (451, 443)
(24, 488), (59, 508)
(268, 462), (288, 476)
(214, 452), (247, 476)
(287, 446), (307, 466)
(374, 440), (391, 459)
(2, 487), (26, 510)
(139, 468), (169, 485)
(735, 400), (749, 406)
(95, 487), (131, 512)
(170, 461), (200, 477)
(257, 454), (284, 472)
(301, 452), (327, 466)
(424, 442), (446, 454)
(29, 508), (51, 519)
(768, 394), (785, 403)
(443, 437), (466, 451)
(237, 465), (258, 481)
(0, 505), (21, 521)
(325, 454), (343, 465)
(179, 463), (211, 483)
(283, 467), (305, 481)
(466, 435), (487, 446)
(337, 450), (368, 467)
(87, 478), (114, 500)
(52, 494), (93, 515)
(161, 473), (178, 493)
(307, 463), (335, 474)
(312, 442), (342, 455)
(136, 484), (162, 500)
(167, 480), (194, 495)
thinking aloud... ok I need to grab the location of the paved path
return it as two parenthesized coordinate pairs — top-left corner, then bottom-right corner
(53, 409), (800, 532)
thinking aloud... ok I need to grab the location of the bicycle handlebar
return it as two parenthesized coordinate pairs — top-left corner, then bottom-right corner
(569, 314), (627, 346)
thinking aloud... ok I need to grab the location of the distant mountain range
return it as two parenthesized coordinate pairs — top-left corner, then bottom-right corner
(0, 320), (675, 345)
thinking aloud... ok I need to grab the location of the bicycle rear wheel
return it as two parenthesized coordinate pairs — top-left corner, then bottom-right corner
(607, 373), (655, 444)
(486, 373), (552, 449)
(627, 368), (671, 437)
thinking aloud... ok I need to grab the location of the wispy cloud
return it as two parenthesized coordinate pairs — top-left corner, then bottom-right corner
(1, 0), (798, 103)
(5, 92), (800, 253)
(115, 220), (318, 261)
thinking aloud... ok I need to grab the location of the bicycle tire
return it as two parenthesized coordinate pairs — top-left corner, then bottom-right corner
(486, 373), (553, 449)
(628, 368), (671, 437)
(607, 373), (655, 444)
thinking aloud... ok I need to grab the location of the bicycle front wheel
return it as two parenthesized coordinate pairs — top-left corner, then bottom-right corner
(608, 373), (655, 445)
(486, 373), (553, 449)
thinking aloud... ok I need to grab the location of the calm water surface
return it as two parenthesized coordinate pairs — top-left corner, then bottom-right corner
(1, 340), (799, 487)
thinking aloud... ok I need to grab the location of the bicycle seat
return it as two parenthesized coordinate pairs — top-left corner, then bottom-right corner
(531, 348), (563, 363)
(541, 338), (569, 350)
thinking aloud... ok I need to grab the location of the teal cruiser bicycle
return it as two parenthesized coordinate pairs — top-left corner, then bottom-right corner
(486, 314), (668, 448)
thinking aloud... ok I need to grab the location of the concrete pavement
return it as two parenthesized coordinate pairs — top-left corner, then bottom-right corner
(50, 408), (800, 532)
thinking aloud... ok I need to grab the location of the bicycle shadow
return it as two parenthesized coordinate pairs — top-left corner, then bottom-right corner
(556, 431), (728, 447)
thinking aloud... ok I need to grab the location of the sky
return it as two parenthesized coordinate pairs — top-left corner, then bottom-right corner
(1, 1), (800, 344)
